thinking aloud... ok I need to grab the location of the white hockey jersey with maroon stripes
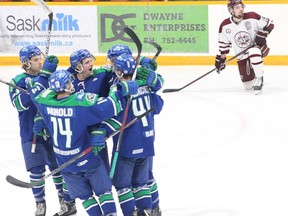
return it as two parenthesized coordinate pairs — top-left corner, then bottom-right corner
(217, 12), (274, 60)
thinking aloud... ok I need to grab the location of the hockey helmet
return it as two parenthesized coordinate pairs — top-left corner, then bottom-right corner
(107, 44), (132, 60)
(19, 45), (42, 64)
(113, 54), (136, 77)
(49, 69), (75, 93)
(70, 49), (95, 69)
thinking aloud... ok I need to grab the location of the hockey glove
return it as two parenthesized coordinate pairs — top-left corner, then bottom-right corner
(255, 30), (268, 46)
(117, 80), (138, 96)
(215, 55), (226, 73)
(40, 55), (59, 77)
(26, 77), (45, 97)
(91, 128), (106, 155)
(140, 56), (158, 71)
(137, 67), (158, 88)
(33, 113), (50, 140)
(25, 77), (34, 91)
(26, 77), (38, 96)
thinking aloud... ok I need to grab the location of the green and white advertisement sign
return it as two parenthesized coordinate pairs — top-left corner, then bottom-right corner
(98, 5), (209, 53)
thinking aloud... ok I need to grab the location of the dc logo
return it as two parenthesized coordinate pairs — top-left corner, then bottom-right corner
(100, 13), (136, 42)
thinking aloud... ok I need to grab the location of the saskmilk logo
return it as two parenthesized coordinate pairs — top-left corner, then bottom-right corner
(6, 13), (79, 32)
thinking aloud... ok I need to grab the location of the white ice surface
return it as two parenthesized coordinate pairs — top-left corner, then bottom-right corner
(1, 65), (288, 216)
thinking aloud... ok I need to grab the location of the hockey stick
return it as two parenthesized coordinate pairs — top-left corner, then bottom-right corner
(30, 0), (53, 152)
(162, 44), (254, 93)
(6, 108), (154, 189)
(124, 27), (142, 80)
(31, 0), (53, 58)
(109, 27), (142, 179)
(145, 41), (162, 61)
(0, 78), (29, 94)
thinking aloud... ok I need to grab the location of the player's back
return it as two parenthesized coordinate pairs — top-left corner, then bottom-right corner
(111, 83), (164, 158)
(34, 89), (121, 171)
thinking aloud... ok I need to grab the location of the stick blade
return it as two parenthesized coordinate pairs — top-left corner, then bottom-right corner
(145, 41), (162, 53)
(6, 175), (32, 188)
(145, 41), (162, 61)
(123, 26), (142, 81)
(162, 88), (180, 93)
(31, 0), (53, 14)
(123, 27), (142, 55)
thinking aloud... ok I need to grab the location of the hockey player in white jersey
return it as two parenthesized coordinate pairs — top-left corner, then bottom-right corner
(215, 0), (274, 95)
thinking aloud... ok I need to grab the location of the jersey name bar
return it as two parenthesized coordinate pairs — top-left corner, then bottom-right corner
(47, 107), (74, 117)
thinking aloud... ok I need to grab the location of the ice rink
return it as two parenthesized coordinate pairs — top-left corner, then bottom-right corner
(1, 65), (288, 216)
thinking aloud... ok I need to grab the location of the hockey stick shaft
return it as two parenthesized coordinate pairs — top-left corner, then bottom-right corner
(145, 41), (162, 61)
(30, 0), (53, 152)
(44, 12), (53, 58)
(31, 134), (37, 153)
(6, 108), (153, 189)
(31, 0), (53, 58)
(162, 44), (254, 93)
(0, 78), (29, 94)
(124, 27), (142, 80)
(109, 27), (142, 179)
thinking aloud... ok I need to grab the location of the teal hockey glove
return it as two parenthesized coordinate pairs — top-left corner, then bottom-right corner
(140, 56), (158, 71)
(33, 113), (50, 140)
(91, 129), (106, 155)
(137, 67), (158, 87)
(40, 55), (59, 77)
(117, 80), (138, 96)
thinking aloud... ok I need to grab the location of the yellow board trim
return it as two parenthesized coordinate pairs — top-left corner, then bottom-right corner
(1, 1), (288, 6)
(1, 55), (287, 66)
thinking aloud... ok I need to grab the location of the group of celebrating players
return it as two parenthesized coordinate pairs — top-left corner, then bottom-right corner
(6, 0), (274, 215)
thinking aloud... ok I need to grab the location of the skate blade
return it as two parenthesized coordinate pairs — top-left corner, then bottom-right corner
(254, 89), (262, 95)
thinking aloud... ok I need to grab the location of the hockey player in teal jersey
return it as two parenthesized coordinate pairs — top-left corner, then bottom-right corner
(27, 69), (138, 216)
(93, 54), (164, 216)
(68, 49), (113, 96)
(28, 53), (77, 216)
(67, 49), (114, 172)
(8, 45), (68, 216)
(107, 44), (164, 215)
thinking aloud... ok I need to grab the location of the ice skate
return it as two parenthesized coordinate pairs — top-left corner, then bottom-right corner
(35, 201), (46, 216)
(254, 76), (263, 95)
(151, 206), (162, 216)
(58, 196), (65, 210)
(132, 209), (139, 216)
(53, 200), (77, 216)
(143, 209), (152, 216)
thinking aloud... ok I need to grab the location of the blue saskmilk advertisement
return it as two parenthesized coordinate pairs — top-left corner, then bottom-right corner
(0, 6), (98, 54)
